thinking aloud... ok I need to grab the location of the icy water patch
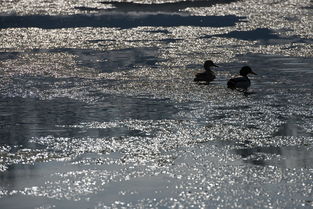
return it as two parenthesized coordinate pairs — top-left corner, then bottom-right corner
(1, 141), (313, 208)
(0, 0), (313, 208)
(1, 49), (313, 209)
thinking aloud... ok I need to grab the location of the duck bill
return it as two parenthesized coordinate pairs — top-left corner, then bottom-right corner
(250, 71), (257, 75)
(213, 64), (219, 67)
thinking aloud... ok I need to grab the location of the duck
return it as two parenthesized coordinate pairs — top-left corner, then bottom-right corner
(227, 66), (257, 91)
(194, 60), (218, 85)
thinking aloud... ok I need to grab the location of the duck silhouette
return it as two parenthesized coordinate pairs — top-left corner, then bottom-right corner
(194, 60), (218, 85)
(227, 66), (257, 92)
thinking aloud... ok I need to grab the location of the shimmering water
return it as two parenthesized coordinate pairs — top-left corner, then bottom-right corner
(0, 0), (313, 208)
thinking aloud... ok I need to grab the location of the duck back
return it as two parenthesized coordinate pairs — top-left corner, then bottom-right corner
(194, 71), (216, 82)
(227, 76), (250, 90)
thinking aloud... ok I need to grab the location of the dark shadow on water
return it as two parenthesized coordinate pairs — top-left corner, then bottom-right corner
(0, 14), (243, 29)
(0, 47), (163, 73)
(0, 95), (181, 146)
(100, 0), (240, 13)
(273, 121), (310, 137)
(50, 47), (162, 73)
(233, 145), (313, 168)
(0, 52), (20, 60)
(234, 146), (282, 158)
(202, 28), (281, 41)
(203, 28), (313, 44)
(145, 29), (170, 34)
(218, 28), (280, 40)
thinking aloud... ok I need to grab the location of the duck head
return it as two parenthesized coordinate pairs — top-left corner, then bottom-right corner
(239, 66), (257, 76)
(204, 60), (218, 70)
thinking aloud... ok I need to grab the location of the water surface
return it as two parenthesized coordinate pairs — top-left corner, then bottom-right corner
(0, 0), (313, 208)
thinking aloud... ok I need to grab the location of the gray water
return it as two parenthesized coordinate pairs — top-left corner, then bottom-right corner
(0, 0), (313, 208)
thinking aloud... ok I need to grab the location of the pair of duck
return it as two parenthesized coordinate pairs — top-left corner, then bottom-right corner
(194, 60), (257, 91)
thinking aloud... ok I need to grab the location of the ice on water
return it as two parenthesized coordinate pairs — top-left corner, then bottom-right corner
(0, 0), (313, 208)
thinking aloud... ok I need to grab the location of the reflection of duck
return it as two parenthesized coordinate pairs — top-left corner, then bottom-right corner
(194, 60), (218, 84)
(227, 66), (257, 91)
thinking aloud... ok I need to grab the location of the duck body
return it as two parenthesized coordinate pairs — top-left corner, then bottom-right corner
(194, 70), (216, 83)
(194, 60), (218, 85)
(227, 76), (251, 90)
(227, 66), (256, 91)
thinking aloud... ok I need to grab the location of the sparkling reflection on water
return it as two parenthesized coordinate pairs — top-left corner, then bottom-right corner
(0, 0), (313, 208)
